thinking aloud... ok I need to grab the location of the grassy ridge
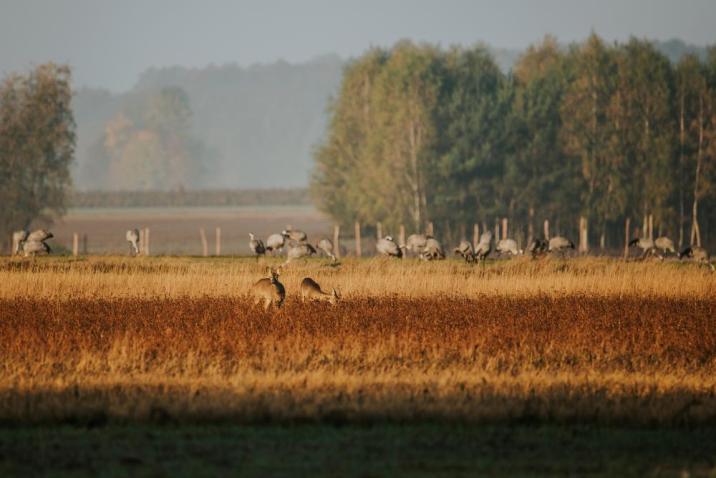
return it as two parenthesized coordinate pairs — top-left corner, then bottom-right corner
(2, 296), (715, 425)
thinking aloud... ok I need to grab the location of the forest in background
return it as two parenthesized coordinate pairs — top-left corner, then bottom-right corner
(312, 35), (716, 250)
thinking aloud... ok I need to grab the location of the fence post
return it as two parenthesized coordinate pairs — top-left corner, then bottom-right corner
(354, 222), (362, 257)
(494, 220), (500, 243)
(427, 222), (434, 237)
(543, 220), (550, 241)
(501, 218), (508, 240)
(376, 222), (383, 240)
(215, 227), (221, 256)
(72, 233), (79, 257)
(333, 225), (341, 259)
(200, 228), (208, 257)
(399, 224), (405, 247)
(473, 224), (479, 249)
(143, 227), (150, 256)
(624, 217), (631, 260)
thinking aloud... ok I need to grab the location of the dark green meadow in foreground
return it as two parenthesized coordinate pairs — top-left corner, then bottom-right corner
(1, 424), (715, 477)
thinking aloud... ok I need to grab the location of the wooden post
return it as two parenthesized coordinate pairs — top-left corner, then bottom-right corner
(473, 224), (479, 249)
(427, 222), (434, 236)
(354, 222), (361, 257)
(501, 218), (508, 240)
(200, 228), (208, 257)
(579, 216), (588, 254)
(528, 207), (534, 244)
(139, 229), (144, 255)
(624, 217), (631, 259)
(72, 233), (79, 257)
(399, 224), (406, 247)
(215, 227), (221, 256)
(333, 225), (341, 259)
(494, 220), (500, 243)
(543, 220), (550, 240)
(642, 214), (648, 238)
(376, 222), (383, 240)
(144, 227), (150, 256)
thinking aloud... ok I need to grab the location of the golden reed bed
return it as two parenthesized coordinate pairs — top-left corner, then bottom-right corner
(0, 256), (714, 425)
(0, 255), (714, 300)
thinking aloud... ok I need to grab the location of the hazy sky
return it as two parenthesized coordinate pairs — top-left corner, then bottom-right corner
(1, 0), (714, 92)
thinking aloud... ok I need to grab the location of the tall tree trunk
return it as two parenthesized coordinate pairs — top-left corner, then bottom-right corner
(691, 94), (704, 247)
(678, 87), (685, 248)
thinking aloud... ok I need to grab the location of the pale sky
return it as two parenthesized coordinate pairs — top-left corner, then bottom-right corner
(1, 0), (714, 92)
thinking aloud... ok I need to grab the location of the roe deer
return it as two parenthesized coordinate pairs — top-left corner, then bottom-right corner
(300, 277), (339, 305)
(251, 267), (285, 310)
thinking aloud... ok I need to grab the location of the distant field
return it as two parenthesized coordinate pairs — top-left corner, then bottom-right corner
(49, 205), (333, 255)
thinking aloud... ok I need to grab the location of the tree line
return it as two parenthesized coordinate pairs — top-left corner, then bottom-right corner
(312, 35), (716, 250)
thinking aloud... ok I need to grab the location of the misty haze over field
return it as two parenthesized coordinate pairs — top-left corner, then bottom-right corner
(1, 0), (715, 190)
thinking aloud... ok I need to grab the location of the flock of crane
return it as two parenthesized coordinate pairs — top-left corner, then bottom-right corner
(8, 226), (712, 311)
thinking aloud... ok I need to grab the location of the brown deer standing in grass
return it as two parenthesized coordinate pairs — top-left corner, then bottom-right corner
(300, 277), (339, 305)
(251, 267), (285, 310)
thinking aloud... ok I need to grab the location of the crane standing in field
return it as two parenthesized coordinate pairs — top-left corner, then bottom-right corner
(12, 230), (29, 256)
(527, 238), (548, 259)
(496, 238), (522, 256)
(473, 231), (493, 261)
(126, 229), (140, 256)
(376, 236), (403, 258)
(679, 246), (714, 271)
(421, 237), (445, 261)
(453, 240), (476, 263)
(548, 236), (575, 255)
(248, 233), (266, 258)
(20, 229), (53, 257)
(284, 241), (317, 264)
(628, 237), (656, 259)
(316, 238), (337, 262)
(265, 233), (286, 255)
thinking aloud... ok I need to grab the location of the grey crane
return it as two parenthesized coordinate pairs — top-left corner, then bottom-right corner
(474, 231), (493, 261)
(496, 238), (523, 256)
(420, 237), (445, 261)
(654, 236), (676, 257)
(265, 233), (286, 254)
(548, 236), (575, 255)
(248, 233), (266, 257)
(282, 228), (307, 242)
(27, 229), (53, 242)
(126, 229), (140, 256)
(284, 241), (317, 264)
(316, 238), (337, 262)
(376, 236), (403, 258)
(12, 230), (29, 256)
(404, 234), (430, 256)
(628, 237), (656, 259)
(453, 240), (476, 263)
(527, 238), (548, 259)
(22, 240), (51, 257)
(679, 246), (714, 271)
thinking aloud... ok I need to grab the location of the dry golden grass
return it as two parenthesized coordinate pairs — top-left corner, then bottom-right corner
(0, 255), (714, 300)
(1, 291), (715, 425)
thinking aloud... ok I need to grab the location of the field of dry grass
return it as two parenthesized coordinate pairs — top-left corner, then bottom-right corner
(1, 256), (715, 428)
(1, 255), (714, 300)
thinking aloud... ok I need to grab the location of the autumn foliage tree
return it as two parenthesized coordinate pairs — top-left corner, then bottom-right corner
(0, 64), (75, 244)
